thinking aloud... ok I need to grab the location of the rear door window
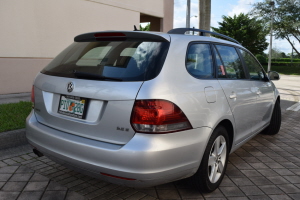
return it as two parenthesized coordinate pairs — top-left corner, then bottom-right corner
(186, 43), (214, 79)
(215, 45), (246, 79)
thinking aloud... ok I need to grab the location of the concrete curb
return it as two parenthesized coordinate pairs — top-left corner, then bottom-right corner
(0, 129), (28, 150)
(0, 93), (31, 104)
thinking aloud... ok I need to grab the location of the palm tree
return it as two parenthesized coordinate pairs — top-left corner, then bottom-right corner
(199, 0), (211, 31)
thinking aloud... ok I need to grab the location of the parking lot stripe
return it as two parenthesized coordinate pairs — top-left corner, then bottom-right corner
(286, 101), (300, 111)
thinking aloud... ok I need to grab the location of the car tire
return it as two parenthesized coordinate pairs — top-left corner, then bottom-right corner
(190, 125), (229, 193)
(261, 100), (281, 135)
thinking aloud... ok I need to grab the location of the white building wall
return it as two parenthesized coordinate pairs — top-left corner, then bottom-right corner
(0, 0), (141, 58)
(0, 0), (170, 94)
(89, 0), (164, 18)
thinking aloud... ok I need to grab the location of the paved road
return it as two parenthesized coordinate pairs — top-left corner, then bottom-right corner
(274, 75), (300, 102)
(1, 76), (300, 200)
(273, 75), (300, 111)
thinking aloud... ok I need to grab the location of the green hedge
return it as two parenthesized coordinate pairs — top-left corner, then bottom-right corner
(256, 56), (300, 65)
(259, 61), (300, 67)
(270, 62), (300, 67)
(271, 58), (300, 63)
(256, 54), (267, 64)
(262, 65), (300, 75)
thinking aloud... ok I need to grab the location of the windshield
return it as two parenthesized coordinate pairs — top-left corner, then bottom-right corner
(41, 41), (170, 81)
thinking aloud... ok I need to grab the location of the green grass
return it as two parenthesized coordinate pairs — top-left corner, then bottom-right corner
(0, 101), (32, 133)
(262, 65), (300, 75)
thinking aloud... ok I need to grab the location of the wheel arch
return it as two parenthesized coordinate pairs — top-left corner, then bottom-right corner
(217, 119), (234, 152)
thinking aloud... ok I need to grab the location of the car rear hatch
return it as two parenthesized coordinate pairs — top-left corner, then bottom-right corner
(33, 31), (170, 145)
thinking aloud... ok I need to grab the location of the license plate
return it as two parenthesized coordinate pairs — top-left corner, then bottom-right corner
(58, 95), (88, 119)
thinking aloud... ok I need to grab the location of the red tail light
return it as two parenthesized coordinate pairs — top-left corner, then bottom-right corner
(131, 100), (192, 133)
(31, 86), (35, 104)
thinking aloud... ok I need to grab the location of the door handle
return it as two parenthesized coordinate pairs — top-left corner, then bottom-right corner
(229, 93), (237, 99)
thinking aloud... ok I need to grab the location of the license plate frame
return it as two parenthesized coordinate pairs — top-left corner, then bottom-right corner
(58, 95), (88, 119)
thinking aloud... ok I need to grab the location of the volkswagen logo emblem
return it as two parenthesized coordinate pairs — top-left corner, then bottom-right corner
(67, 82), (74, 93)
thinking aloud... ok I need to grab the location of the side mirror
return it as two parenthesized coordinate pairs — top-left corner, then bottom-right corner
(268, 71), (280, 80)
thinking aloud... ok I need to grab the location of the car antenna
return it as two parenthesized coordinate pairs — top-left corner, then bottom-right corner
(134, 25), (139, 31)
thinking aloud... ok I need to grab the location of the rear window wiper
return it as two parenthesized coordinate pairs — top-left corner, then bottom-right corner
(73, 70), (123, 81)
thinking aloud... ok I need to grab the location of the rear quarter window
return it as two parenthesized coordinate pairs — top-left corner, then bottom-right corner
(186, 43), (214, 79)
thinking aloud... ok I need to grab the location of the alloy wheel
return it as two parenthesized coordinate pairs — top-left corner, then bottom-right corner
(208, 135), (227, 183)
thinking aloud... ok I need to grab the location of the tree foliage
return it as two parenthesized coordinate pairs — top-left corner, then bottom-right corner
(212, 13), (269, 55)
(256, 54), (267, 64)
(271, 47), (286, 59)
(140, 23), (150, 31)
(251, 0), (300, 56)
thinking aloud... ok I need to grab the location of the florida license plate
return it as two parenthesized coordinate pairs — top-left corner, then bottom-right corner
(58, 95), (87, 119)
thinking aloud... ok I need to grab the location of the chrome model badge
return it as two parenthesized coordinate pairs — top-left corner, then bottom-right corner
(67, 82), (74, 93)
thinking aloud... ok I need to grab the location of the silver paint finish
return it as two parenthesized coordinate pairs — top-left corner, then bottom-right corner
(34, 73), (143, 101)
(33, 73), (143, 144)
(26, 110), (212, 187)
(218, 79), (258, 144)
(252, 80), (274, 132)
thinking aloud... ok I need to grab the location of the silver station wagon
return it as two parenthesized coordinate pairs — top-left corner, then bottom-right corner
(26, 28), (281, 192)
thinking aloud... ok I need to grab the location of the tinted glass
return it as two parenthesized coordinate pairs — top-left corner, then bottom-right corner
(215, 45), (246, 79)
(239, 49), (266, 81)
(41, 41), (170, 81)
(186, 43), (214, 78)
(213, 46), (226, 78)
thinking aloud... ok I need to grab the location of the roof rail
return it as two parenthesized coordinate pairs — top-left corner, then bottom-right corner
(167, 28), (241, 45)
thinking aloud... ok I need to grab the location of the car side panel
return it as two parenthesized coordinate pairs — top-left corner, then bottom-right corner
(217, 79), (257, 145)
(137, 35), (235, 135)
(251, 80), (275, 133)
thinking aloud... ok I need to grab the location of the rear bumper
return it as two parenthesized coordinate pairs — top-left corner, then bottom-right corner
(26, 111), (212, 187)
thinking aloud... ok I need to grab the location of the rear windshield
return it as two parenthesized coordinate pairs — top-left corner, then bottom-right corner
(41, 41), (170, 81)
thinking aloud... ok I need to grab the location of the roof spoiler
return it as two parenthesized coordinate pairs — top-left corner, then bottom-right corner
(168, 28), (241, 45)
(74, 31), (169, 42)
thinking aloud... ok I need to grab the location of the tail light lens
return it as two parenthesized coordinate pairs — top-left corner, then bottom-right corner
(131, 100), (192, 133)
(31, 86), (35, 106)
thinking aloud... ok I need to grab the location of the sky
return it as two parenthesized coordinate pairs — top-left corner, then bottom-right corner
(173, 0), (299, 55)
